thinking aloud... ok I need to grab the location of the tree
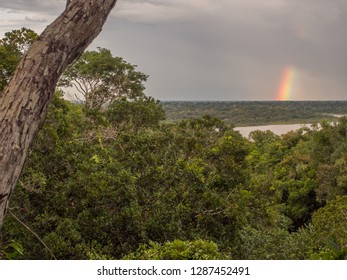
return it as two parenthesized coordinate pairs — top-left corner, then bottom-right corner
(0, 28), (38, 91)
(60, 48), (148, 110)
(0, 0), (118, 230)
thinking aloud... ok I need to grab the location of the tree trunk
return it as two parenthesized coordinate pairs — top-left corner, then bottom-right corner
(0, 0), (117, 230)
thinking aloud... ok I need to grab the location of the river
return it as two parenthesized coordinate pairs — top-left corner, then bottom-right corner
(235, 123), (312, 138)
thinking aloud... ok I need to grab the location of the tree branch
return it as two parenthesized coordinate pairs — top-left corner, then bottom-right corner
(8, 209), (57, 260)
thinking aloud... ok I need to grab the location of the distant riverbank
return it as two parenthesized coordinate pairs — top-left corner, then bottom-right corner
(162, 101), (347, 127)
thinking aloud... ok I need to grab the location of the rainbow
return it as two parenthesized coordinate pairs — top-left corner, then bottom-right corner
(276, 66), (296, 101)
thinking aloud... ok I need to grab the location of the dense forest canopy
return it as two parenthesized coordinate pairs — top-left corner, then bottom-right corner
(0, 28), (346, 260)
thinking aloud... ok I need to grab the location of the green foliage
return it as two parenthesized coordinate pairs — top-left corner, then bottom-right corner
(0, 27), (38, 53)
(3, 95), (347, 260)
(2, 97), (253, 259)
(310, 196), (347, 259)
(123, 239), (228, 260)
(106, 96), (165, 130)
(0, 27), (38, 91)
(234, 226), (311, 259)
(0, 240), (24, 260)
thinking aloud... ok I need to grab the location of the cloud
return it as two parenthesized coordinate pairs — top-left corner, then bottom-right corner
(96, 0), (347, 100)
(0, 1), (65, 36)
(25, 16), (48, 23)
(114, 1), (185, 23)
(0, 0), (65, 15)
(114, 0), (221, 23)
(1, 0), (346, 100)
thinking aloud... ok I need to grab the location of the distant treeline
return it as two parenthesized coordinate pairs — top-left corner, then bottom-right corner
(162, 101), (347, 126)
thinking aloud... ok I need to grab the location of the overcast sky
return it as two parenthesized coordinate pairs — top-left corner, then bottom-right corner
(1, 0), (347, 101)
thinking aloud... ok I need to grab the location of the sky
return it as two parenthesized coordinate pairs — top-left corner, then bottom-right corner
(0, 0), (347, 101)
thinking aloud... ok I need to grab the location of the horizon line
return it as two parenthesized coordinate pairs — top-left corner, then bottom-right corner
(159, 99), (347, 102)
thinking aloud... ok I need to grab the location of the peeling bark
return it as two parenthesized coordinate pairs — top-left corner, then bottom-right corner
(0, 0), (117, 229)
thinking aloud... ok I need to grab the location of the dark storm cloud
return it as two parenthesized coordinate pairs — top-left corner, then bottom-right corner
(1, 0), (347, 100)
(106, 0), (347, 100)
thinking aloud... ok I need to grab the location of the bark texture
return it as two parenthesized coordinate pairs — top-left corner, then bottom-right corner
(0, 0), (117, 229)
